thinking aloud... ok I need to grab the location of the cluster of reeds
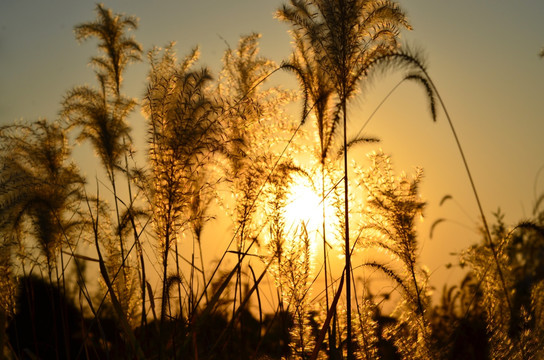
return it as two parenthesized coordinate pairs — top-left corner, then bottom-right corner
(355, 151), (434, 359)
(458, 208), (544, 359)
(1, 2), (544, 360)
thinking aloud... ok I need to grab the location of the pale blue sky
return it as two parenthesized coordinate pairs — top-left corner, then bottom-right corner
(2, 0), (544, 289)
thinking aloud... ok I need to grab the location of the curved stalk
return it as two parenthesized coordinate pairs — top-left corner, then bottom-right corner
(427, 76), (513, 317)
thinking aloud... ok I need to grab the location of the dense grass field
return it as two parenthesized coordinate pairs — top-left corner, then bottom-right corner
(1, 2), (543, 359)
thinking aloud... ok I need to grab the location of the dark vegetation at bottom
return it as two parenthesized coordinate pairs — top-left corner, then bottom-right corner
(6, 274), (499, 360)
(7, 276), (294, 359)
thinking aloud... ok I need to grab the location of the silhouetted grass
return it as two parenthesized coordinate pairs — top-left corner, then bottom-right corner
(1, 3), (544, 360)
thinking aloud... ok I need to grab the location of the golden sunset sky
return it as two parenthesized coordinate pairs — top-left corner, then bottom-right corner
(2, 0), (544, 294)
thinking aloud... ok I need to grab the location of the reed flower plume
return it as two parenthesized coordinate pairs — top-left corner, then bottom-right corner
(218, 33), (293, 179)
(74, 3), (142, 95)
(356, 150), (434, 359)
(465, 209), (544, 359)
(0, 120), (85, 273)
(62, 76), (135, 181)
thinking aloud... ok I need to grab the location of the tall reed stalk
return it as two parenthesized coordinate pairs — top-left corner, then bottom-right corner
(278, 1), (417, 355)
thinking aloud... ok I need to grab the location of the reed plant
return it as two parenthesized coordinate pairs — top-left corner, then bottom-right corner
(277, 1), (439, 356)
(261, 161), (316, 358)
(0, 119), (88, 359)
(463, 209), (544, 359)
(61, 4), (144, 334)
(0, 120), (86, 280)
(142, 43), (220, 356)
(216, 33), (294, 339)
(355, 151), (435, 359)
(3, 3), (543, 360)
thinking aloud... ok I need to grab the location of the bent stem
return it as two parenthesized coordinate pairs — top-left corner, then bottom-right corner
(427, 76), (514, 322)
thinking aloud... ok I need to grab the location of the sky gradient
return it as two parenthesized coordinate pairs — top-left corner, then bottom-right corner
(2, 0), (544, 291)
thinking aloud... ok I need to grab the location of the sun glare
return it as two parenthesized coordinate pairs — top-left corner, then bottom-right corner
(284, 182), (322, 232)
(283, 175), (338, 253)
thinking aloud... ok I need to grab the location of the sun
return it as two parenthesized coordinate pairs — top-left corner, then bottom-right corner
(283, 174), (339, 251)
(284, 181), (322, 232)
